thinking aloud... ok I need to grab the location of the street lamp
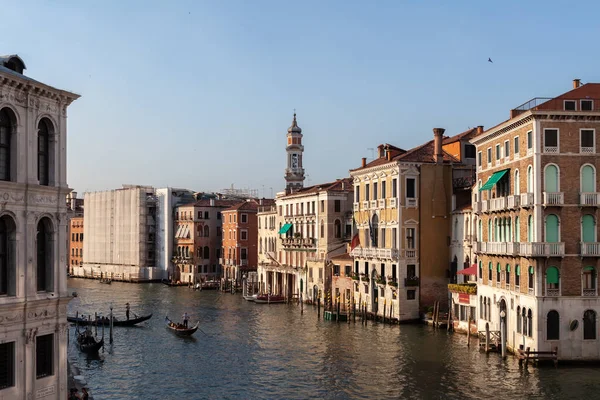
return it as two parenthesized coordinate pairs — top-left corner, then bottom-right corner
(500, 309), (506, 358)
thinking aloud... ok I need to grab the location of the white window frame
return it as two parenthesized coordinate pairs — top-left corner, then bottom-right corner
(495, 144), (501, 161)
(405, 176), (418, 208)
(580, 163), (597, 193)
(581, 99), (594, 111)
(241, 229), (248, 241)
(504, 140), (510, 160)
(487, 147), (492, 167)
(527, 130), (533, 155)
(405, 227), (416, 250)
(543, 128), (560, 154)
(513, 136), (520, 160)
(514, 169), (520, 195)
(564, 100), (577, 111)
(477, 151), (482, 168)
(580, 128), (596, 154)
(241, 213), (248, 223)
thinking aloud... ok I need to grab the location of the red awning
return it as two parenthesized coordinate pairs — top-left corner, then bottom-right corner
(457, 264), (477, 275)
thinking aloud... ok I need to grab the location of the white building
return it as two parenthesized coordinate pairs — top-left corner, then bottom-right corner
(0, 55), (79, 399)
(80, 185), (161, 281)
(257, 202), (277, 292)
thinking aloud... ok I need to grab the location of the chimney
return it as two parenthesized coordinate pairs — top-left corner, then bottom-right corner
(433, 128), (445, 164)
(341, 181), (345, 190)
(210, 198), (215, 206)
(477, 126), (484, 134)
(361, 157), (367, 168)
(387, 150), (392, 161)
(377, 145), (385, 158)
(573, 79), (581, 89)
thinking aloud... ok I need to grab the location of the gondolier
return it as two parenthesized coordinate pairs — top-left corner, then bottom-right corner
(182, 312), (189, 328)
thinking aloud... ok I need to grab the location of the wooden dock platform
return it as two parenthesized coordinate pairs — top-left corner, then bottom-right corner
(517, 346), (558, 367)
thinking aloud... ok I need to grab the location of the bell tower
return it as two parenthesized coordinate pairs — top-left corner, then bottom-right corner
(285, 113), (305, 190)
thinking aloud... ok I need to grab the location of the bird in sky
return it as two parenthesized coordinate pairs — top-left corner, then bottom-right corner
(488, 58), (493, 63)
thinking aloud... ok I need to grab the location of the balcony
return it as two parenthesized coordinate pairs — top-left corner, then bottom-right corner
(362, 201), (369, 210)
(489, 197), (506, 212)
(404, 249), (417, 259)
(282, 237), (316, 248)
(475, 242), (520, 256)
(406, 197), (418, 207)
(546, 288), (560, 297)
(241, 259), (248, 266)
(405, 277), (420, 287)
(388, 198), (397, 208)
(543, 192), (564, 206)
(520, 193), (534, 208)
(370, 200), (377, 209)
(581, 242), (600, 256)
(378, 199), (386, 209)
(520, 242), (565, 257)
(507, 195), (520, 209)
(581, 193), (600, 206)
(353, 202), (360, 211)
(544, 146), (559, 154)
(351, 247), (399, 261)
(481, 200), (489, 213)
(473, 201), (482, 214)
(583, 288), (597, 297)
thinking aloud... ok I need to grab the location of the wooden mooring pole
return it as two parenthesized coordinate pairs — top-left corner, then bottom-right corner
(109, 306), (114, 344)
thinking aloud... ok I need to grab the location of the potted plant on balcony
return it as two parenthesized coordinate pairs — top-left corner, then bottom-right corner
(387, 275), (398, 287)
(405, 276), (419, 287)
(362, 274), (370, 283)
(351, 273), (359, 281)
(376, 274), (386, 286)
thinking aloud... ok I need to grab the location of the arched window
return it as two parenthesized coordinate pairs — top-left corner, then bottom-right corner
(334, 219), (341, 239)
(544, 164), (559, 193)
(527, 166), (533, 192)
(478, 220), (482, 241)
(453, 218), (458, 240)
(494, 218), (498, 242)
(38, 118), (52, 186)
(0, 215), (16, 296)
(514, 170), (520, 195)
(546, 266), (560, 296)
(516, 306), (521, 333)
(204, 225), (210, 237)
(584, 310), (597, 340)
(527, 215), (533, 242)
(371, 215), (379, 246)
(522, 308), (528, 336)
(480, 296), (483, 319)
(506, 264), (511, 285)
(0, 108), (14, 182)
(582, 215), (595, 243)
(515, 265), (520, 287)
(581, 165), (596, 194)
(177, 246), (181, 256)
(515, 216), (520, 242)
(320, 220), (324, 239)
(528, 266), (534, 292)
(507, 217), (512, 242)
(465, 217), (470, 237)
(487, 298), (491, 321)
(527, 309), (533, 337)
(478, 261), (482, 280)
(36, 218), (53, 292)
(487, 220), (492, 241)
(583, 266), (596, 296)
(203, 246), (209, 259)
(259, 238), (263, 254)
(547, 310), (559, 340)
(496, 263), (501, 283)
(483, 297), (487, 320)
(545, 214), (559, 243)
(185, 247), (189, 258)
(488, 262), (492, 281)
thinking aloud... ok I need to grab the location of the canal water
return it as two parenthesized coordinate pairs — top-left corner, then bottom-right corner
(67, 279), (600, 400)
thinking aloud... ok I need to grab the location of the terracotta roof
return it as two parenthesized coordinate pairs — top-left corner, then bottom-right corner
(179, 199), (241, 208)
(442, 128), (479, 145)
(222, 200), (259, 213)
(284, 177), (353, 197)
(395, 139), (460, 163)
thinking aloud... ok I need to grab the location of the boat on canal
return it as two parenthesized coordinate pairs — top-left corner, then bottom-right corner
(67, 313), (153, 327)
(99, 278), (112, 284)
(165, 316), (199, 336)
(254, 294), (285, 304)
(76, 329), (104, 354)
(161, 279), (188, 287)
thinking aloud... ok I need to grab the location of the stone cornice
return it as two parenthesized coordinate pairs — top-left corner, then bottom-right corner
(0, 71), (80, 105)
(473, 113), (534, 146)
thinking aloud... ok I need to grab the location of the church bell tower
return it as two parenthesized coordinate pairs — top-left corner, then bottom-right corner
(285, 113), (305, 190)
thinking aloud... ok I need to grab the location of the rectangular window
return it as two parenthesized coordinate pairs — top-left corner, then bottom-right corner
(217, 212), (221, 220)
(564, 100), (576, 111)
(504, 140), (510, 158)
(241, 214), (248, 223)
(228, 214), (232, 223)
(364, 261), (368, 276)
(477, 151), (482, 167)
(71, 233), (75, 241)
(392, 228), (397, 249)
(373, 182), (378, 200)
(487, 148), (492, 164)
(380, 263), (385, 279)
(241, 230), (247, 240)
(514, 136), (519, 156)
(365, 184), (370, 201)
(406, 228), (415, 249)
(381, 181), (386, 198)
(354, 261), (359, 275)
(355, 186), (360, 202)
(80, 233), (83, 242)
(241, 248), (247, 259)
(406, 178), (416, 198)
(334, 264), (340, 275)
(345, 265), (351, 276)
(407, 264), (416, 277)
(392, 179), (397, 197)
(581, 129), (595, 152)
(495, 144), (501, 160)
(204, 211), (209, 219)
(311, 201), (315, 214)
(407, 290), (416, 300)
(233, 215), (237, 223)
(0, 341), (15, 389)
(36, 334), (54, 379)
(581, 100), (594, 111)
(527, 131), (533, 149)
(464, 144), (476, 159)
(392, 265), (397, 281)
(198, 211), (201, 219)
(544, 129), (558, 151)
(320, 200), (325, 213)
(334, 200), (341, 212)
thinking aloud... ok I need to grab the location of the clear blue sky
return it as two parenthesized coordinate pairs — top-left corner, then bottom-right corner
(3, 1), (599, 196)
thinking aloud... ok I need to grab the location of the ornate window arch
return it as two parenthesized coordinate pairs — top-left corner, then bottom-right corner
(0, 107), (17, 182)
(37, 217), (54, 292)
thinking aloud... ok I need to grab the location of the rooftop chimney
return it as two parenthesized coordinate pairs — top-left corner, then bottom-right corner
(433, 128), (445, 164)
(361, 157), (367, 168)
(573, 79), (581, 89)
(210, 198), (215, 206)
(477, 126), (484, 134)
(387, 150), (392, 161)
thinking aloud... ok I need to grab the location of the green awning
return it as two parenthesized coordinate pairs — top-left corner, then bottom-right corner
(546, 267), (559, 284)
(479, 169), (509, 191)
(278, 223), (293, 234)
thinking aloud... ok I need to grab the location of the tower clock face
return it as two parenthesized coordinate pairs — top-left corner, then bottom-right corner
(291, 154), (298, 168)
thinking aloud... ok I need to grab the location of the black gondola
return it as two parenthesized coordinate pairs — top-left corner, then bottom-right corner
(165, 316), (199, 336)
(76, 330), (104, 354)
(67, 313), (152, 327)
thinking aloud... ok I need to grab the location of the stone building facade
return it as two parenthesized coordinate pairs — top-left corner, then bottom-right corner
(68, 217), (83, 274)
(473, 79), (600, 360)
(0, 54), (79, 400)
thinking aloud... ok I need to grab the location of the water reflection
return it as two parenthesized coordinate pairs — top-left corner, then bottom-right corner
(67, 279), (600, 400)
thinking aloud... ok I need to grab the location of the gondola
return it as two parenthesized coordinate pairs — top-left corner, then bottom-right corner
(165, 316), (199, 336)
(67, 313), (152, 327)
(161, 279), (188, 287)
(99, 278), (112, 284)
(76, 330), (104, 354)
(254, 294), (286, 304)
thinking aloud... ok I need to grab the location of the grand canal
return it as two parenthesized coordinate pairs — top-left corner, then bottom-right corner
(67, 279), (600, 399)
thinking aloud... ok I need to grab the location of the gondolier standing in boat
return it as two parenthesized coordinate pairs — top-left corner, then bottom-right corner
(182, 312), (189, 328)
(126, 303), (130, 320)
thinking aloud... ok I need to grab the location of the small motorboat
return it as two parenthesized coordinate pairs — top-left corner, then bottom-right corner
(99, 278), (112, 284)
(76, 329), (104, 354)
(67, 313), (152, 327)
(165, 316), (199, 336)
(254, 294), (286, 304)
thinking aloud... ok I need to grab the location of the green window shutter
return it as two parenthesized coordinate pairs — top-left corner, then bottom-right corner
(546, 267), (559, 284)
(544, 165), (559, 193)
(584, 266), (595, 271)
(582, 165), (595, 193)
(506, 264), (511, 273)
(516, 265), (520, 275)
(545, 214), (559, 243)
(529, 266), (534, 275)
(497, 263), (501, 272)
(489, 262), (492, 271)
(582, 215), (595, 243)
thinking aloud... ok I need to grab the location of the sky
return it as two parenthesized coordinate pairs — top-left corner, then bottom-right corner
(2, 0), (600, 197)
